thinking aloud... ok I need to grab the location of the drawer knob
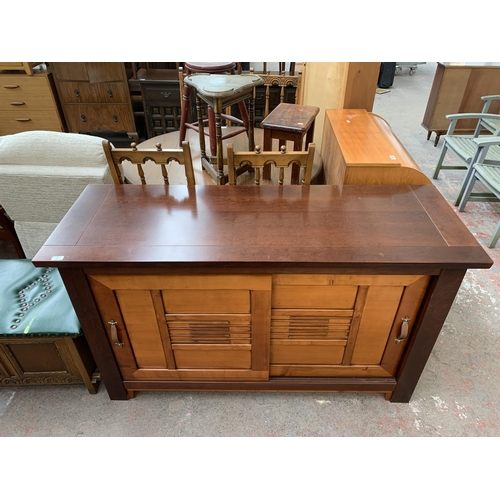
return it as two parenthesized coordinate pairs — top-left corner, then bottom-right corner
(108, 320), (124, 348)
(81, 114), (86, 122)
(74, 89), (80, 97)
(107, 89), (113, 97)
(15, 118), (31, 122)
(395, 316), (410, 344)
(3, 84), (19, 89)
(113, 115), (118, 122)
(160, 91), (171, 99)
(10, 101), (26, 106)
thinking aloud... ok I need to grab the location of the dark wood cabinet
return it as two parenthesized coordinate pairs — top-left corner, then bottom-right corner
(422, 62), (500, 145)
(50, 62), (136, 137)
(140, 80), (182, 137)
(0, 334), (99, 393)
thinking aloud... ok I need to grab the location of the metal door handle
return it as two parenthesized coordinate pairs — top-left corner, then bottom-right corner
(108, 320), (124, 347)
(395, 316), (410, 344)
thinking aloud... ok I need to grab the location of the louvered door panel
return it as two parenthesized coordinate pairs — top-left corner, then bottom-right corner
(270, 274), (430, 377)
(88, 273), (271, 381)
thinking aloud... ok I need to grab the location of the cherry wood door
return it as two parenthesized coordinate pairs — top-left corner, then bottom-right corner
(87, 273), (271, 381)
(269, 274), (430, 378)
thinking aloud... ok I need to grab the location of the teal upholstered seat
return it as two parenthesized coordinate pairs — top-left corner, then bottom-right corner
(0, 259), (80, 336)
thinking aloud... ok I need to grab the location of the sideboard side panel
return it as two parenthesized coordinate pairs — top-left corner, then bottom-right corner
(59, 268), (128, 400)
(391, 269), (466, 403)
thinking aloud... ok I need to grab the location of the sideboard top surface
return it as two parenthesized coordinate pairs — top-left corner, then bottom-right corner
(32, 184), (493, 270)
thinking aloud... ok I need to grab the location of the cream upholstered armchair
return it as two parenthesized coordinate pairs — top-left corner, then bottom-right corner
(0, 130), (117, 259)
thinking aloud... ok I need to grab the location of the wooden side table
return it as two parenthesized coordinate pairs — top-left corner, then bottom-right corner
(260, 103), (319, 183)
(184, 73), (263, 185)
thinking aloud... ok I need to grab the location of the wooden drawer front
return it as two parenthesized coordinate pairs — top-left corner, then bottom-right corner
(64, 104), (135, 132)
(0, 75), (52, 95)
(0, 111), (64, 135)
(141, 83), (181, 107)
(57, 82), (129, 104)
(0, 95), (57, 111)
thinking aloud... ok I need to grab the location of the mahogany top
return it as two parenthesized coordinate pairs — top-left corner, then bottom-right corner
(261, 103), (320, 133)
(32, 184), (493, 271)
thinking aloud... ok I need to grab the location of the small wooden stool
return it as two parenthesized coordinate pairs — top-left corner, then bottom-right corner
(184, 73), (264, 185)
(261, 103), (319, 183)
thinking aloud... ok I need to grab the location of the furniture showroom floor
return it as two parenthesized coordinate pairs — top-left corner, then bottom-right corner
(1, 63), (499, 439)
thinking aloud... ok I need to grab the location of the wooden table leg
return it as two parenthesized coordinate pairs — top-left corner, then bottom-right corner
(215, 99), (225, 185)
(196, 95), (207, 171)
(263, 129), (272, 180)
(291, 134), (304, 184)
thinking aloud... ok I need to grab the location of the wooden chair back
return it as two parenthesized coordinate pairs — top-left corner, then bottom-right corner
(103, 140), (196, 185)
(227, 144), (315, 186)
(249, 63), (301, 120)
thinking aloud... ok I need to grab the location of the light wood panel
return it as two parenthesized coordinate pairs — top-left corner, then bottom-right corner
(298, 62), (380, 151)
(321, 109), (431, 186)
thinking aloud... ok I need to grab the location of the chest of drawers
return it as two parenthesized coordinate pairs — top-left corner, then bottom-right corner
(0, 68), (65, 135)
(50, 62), (136, 136)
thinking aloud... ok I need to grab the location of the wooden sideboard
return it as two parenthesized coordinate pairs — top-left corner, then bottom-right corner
(33, 184), (492, 403)
(422, 62), (500, 146)
(321, 109), (431, 186)
(0, 66), (65, 136)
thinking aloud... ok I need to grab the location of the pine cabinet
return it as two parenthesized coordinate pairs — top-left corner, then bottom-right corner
(84, 272), (428, 386)
(0, 67), (65, 135)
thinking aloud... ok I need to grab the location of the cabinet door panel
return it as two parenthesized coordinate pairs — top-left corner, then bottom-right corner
(116, 290), (167, 368)
(50, 62), (90, 81)
(271, 274), (429, 377)
(86, 63), (125, 83)
(88, 273), (271, 381)
(351, 285), (403, 365)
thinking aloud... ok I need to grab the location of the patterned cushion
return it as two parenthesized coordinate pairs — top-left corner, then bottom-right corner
(0, 259), (80, 336)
